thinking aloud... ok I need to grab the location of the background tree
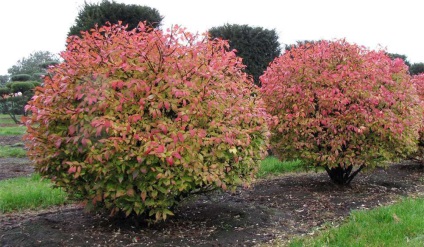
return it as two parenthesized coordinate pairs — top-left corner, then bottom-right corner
(0, 75), (8, 87)
(261, 40), (422, 185)
(208, 23), (281, 86)
(8, 51), (60, 82)
(68, 0), (163, 37)
(285, 40), (320, 51)
(0, 74), (38, 123)
(410, 63), (424, 75)
(387, 53), (411, 67)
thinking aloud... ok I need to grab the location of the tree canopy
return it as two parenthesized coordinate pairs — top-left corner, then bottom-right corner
(7, 51), (59, 82)
(0, 75), (8, 87)
(208, 23), (281, 86)
(68, 0), (163, 37)
(387, 53), (411, 67)
(285, 40), (321, 51)
(410, 63), (424, 75)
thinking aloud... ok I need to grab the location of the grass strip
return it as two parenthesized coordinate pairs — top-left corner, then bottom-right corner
(0, 126), (26, 136)
(0, 146), (27, 158)
(257, 156), (304, 178)
(289, 197), (424, 247)
(0, 174), (68, 213)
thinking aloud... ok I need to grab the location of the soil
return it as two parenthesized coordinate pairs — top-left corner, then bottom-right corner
(0, 157), (423, 246)
(0, 135), (25, 146)
(0, 135), (34, 180)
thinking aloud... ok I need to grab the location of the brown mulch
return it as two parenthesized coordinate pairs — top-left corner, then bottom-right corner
(0, 160), (423, 246)
(0, 135), (24, 147)
(0, 158), (33, 181)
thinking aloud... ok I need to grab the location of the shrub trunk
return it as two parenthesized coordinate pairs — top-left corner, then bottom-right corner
(324, 165), (365, 185)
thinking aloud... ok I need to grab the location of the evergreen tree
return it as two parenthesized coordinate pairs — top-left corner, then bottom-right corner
(68, 0), (163, 37)
(209, 24), (281, 86)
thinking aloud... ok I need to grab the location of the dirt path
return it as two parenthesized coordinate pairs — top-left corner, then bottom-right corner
(0, 161), (423, 246)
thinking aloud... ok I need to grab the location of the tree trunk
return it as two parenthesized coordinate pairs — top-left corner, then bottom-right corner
(324, 164), (365, 185)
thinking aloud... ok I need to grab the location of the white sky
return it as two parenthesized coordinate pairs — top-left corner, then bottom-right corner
(1, 0), (423, 75)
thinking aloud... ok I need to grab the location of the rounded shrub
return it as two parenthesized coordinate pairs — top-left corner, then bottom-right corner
(31, 73), (45, 82)
(0, 87), (10, 96)
(31, 81), (41, 87)
(24, 23), (269, 221)
(260, 39), (422, 185)
(10, 81), (35, 93)
(11, 74), (31, 82)
(39, 61), (59, 69)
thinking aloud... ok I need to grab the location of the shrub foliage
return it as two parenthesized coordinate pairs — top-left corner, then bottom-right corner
(10, 74), (31, 82)
(412, 73), (424, 160)
(260, 40), (422, 184)
(24, 23), (269, 221)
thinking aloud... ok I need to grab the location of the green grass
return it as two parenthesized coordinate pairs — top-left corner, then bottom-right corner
(0, 174), (68, 213)
(0, 146), (27, 158)
(0, 125), (26, 135)
(0, 114), (19, 125)
(289, 197), (424, 247)
(257, 156), (304, 178)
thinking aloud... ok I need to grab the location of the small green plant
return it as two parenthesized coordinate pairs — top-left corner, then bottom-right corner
(257, 156), (303, 178)
(0, 126), (26, 135)
(0, 174), (68, 213)
(0, 146), (26, 158)
(290, 198), (424, 246)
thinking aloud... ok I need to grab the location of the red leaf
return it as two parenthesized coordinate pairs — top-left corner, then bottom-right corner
(141, 191), (147, 202)
(164, 101), (170, 110)
(68, 125), (76, 135)
(177, 133), (184, 142)
(155, 145), (165, 154)
(55, 139), (62, 148)
(172, 151), (182, 159)
(68, 166), (77, 174)
(166, 156), (174, 166)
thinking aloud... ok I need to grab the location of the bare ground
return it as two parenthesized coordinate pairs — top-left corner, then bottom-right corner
(0, 158), (423, 246)
(0, 135), (24, 146)
(0, 135), (34, 180)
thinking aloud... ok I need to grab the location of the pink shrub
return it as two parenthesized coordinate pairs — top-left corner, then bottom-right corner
(261, 39), (422, 184)
(23, 23), (269, 221)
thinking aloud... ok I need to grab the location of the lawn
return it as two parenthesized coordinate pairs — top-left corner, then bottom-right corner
(289, 197), (424, 246)
(0, 146), (26, 158)
(0, 114), (26, 135)
(0, 125), (26, 136)
(0, 173), (68, 213)
(257, 156), (304, 178)
(0, 115), (17, 125)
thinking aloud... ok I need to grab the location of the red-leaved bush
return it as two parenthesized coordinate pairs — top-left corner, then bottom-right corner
(23, 23), (269, 221)
(412, 73), (424, 159)
(260, 39), (422, 184)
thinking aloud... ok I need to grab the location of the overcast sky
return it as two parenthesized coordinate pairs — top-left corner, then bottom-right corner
(1, 0), (423, 75)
